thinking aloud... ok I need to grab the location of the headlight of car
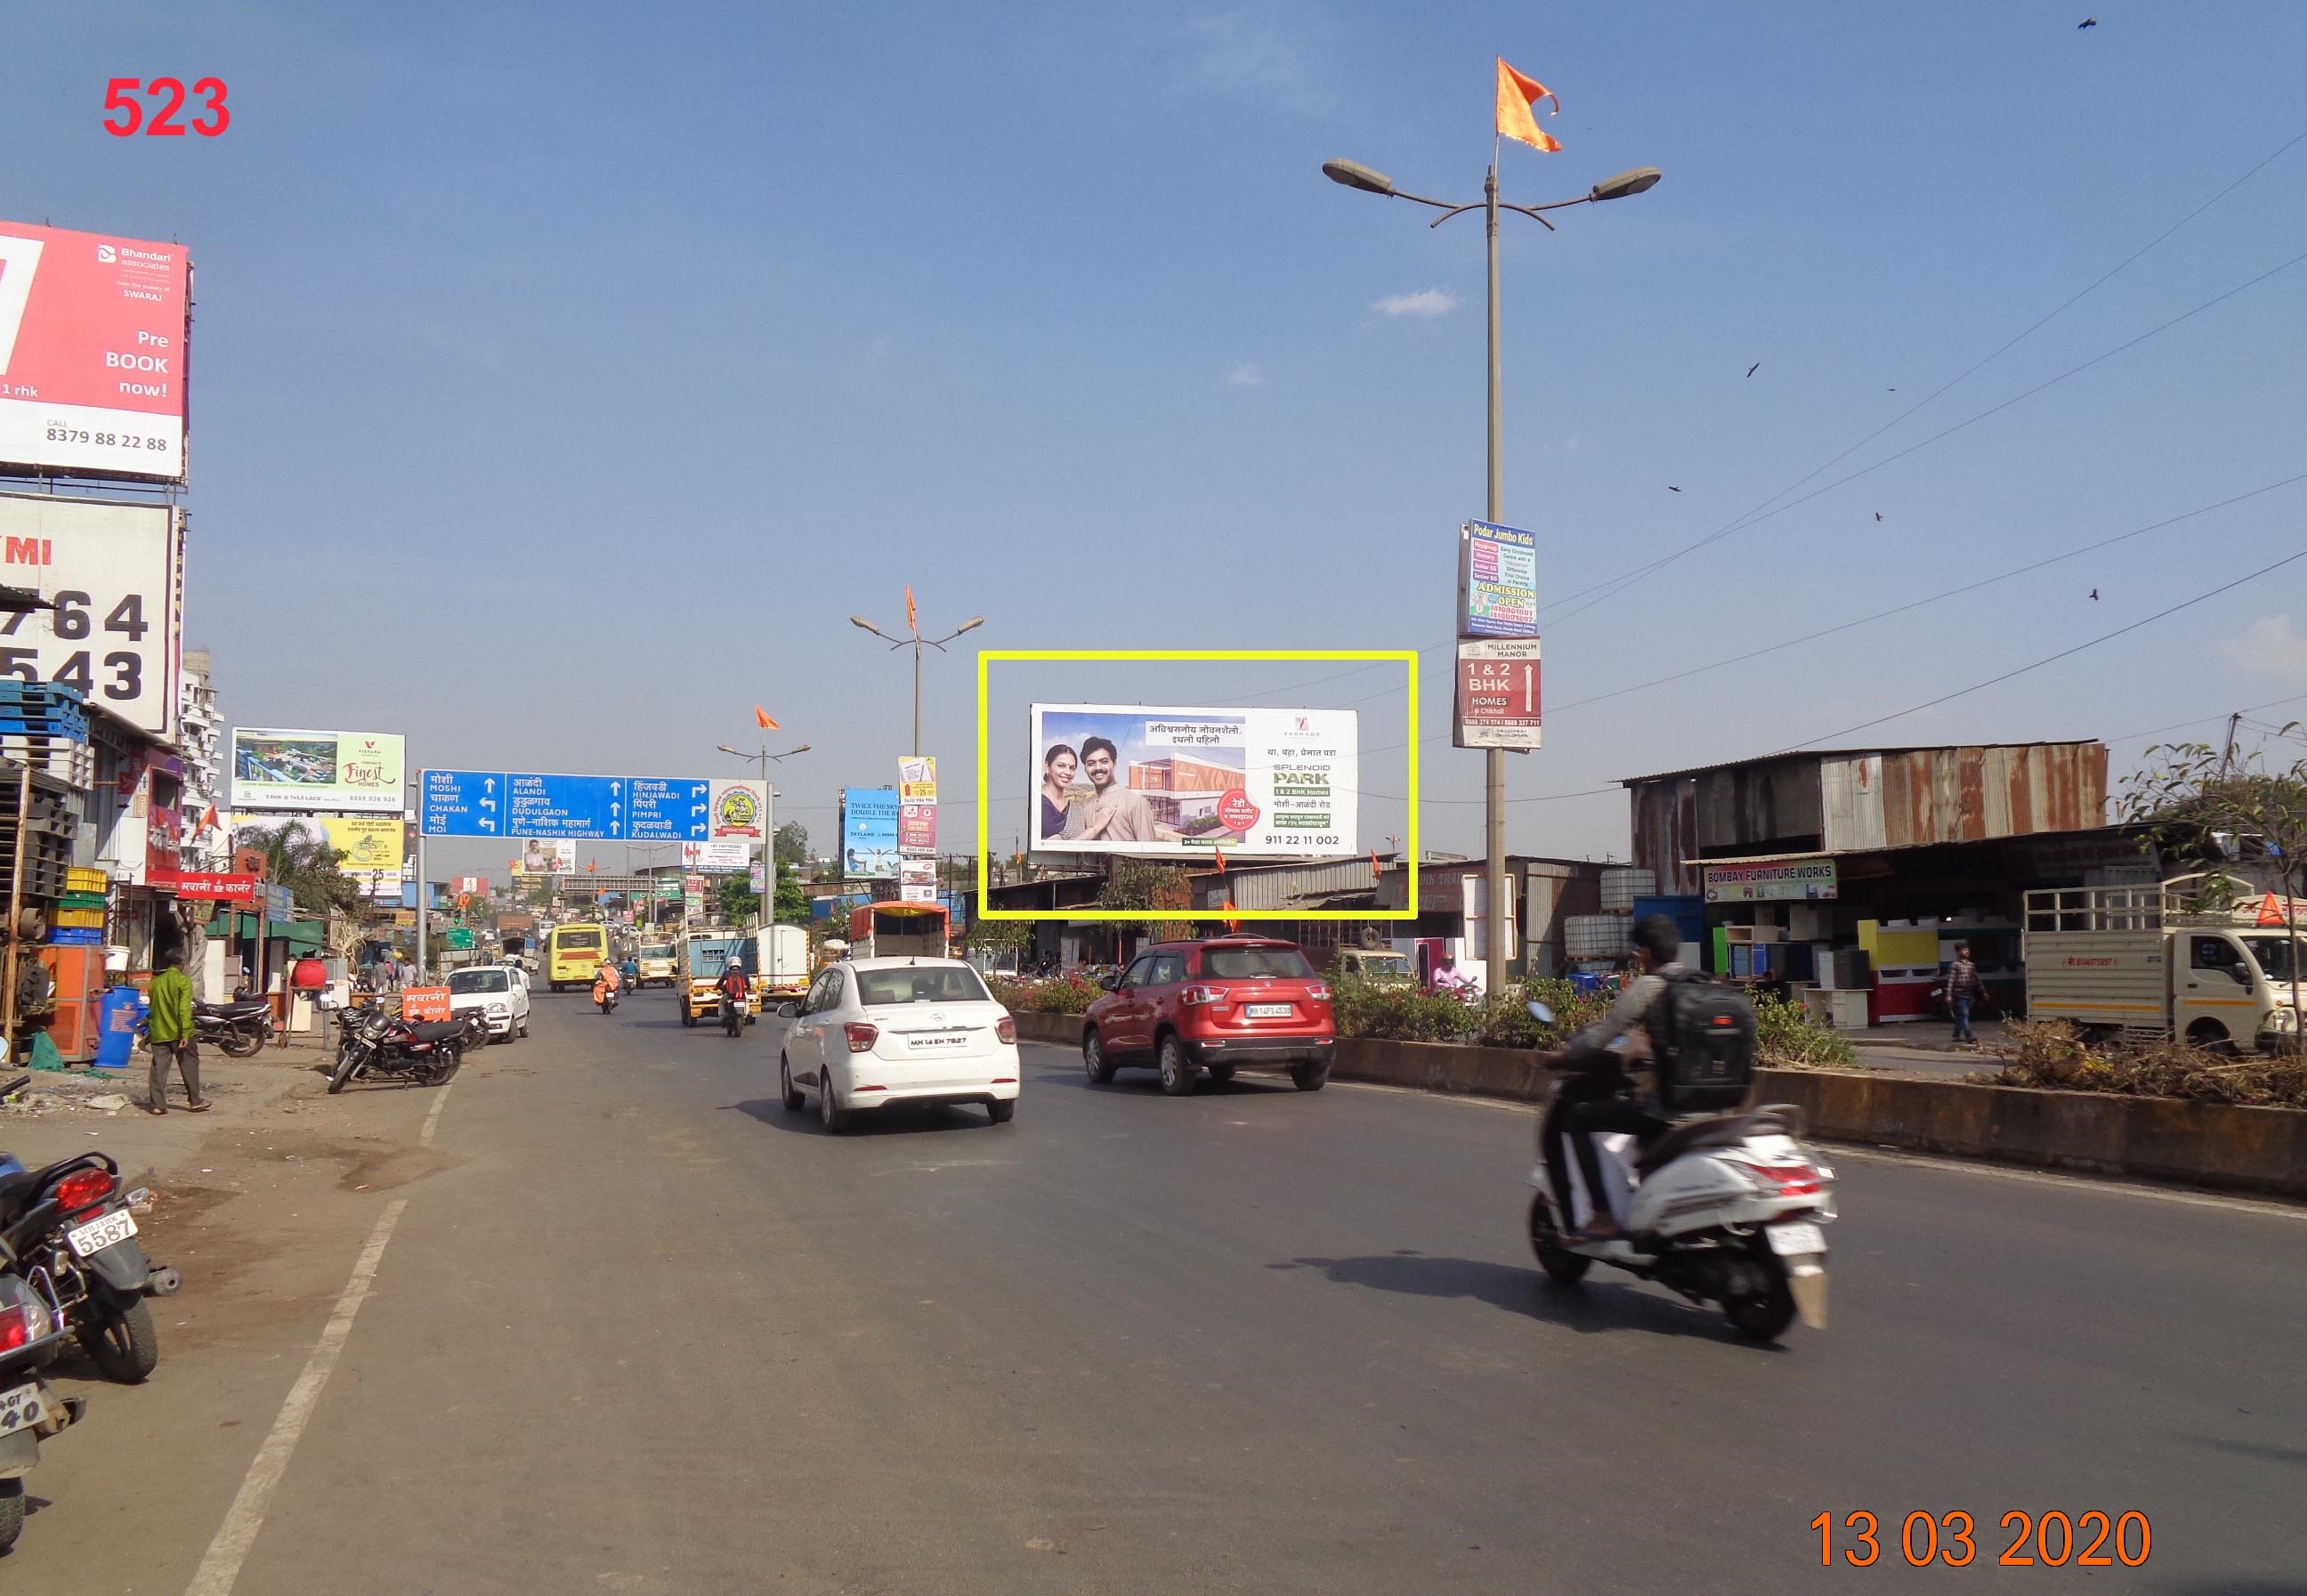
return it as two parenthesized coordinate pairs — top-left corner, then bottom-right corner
(486, 1001), (508, 1015)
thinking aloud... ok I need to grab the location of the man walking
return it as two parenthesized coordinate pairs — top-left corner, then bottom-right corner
(1945, 942), (1986, 1045)
(145, 950), (212, 1115)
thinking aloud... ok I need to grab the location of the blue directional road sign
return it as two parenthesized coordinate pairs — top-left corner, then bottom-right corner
(627, 777), (713, 842)
(420, 769), (510, 838)
(505, 773), (628, 839)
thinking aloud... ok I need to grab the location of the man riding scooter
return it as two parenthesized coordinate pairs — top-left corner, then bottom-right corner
(1532, 915), (1686, 1244)
(716, 960), (751, 1037)
(592, 960), (622, 1015)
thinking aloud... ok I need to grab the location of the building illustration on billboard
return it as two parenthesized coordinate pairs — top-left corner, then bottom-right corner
(231, 728), (406, 814)
(1031, 703), (1356, 856)
(841, 788), (901, 879)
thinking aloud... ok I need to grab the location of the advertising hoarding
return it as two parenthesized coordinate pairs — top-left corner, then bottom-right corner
(708, 779), (767, 839)
(232, 728), (405, 814)
(0, 222), (190, 482)
(1703, 859), (1839, 903)
(899, 858), (937, 903)
(1030, 703), (1357, 856)
(899, 801), (937, 855)
(897, 757), (937, 803)
(1458, 521), (1537, 638)
(320, 814), (405, 887)
(513, 839), (577, 876)
(842, 788), (900, 879)
(0, 493), (180, 736)
(1454, 639), (1542, 750)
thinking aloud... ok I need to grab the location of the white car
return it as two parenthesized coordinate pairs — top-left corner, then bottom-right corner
(446, 964), (530, 1043)
(778, 957), (1020, 1130)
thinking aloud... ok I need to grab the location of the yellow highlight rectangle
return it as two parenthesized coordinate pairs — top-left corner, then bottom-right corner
(975, 650), (1419, 922)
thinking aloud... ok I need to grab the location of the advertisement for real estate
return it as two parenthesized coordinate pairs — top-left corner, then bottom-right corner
(0, 221), (191, 482)
(1030, 703), (1357, 856)
(841, 788), (900, 879)
(0, 493), (182, 737)
(231, 727), (406, 813)
(320, 814), (406, 895)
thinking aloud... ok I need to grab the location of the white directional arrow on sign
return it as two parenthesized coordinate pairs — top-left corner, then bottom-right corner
(484, 777), (496, 792)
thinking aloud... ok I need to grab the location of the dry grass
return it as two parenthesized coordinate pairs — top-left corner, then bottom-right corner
(1979, 1020), (2307, 1109)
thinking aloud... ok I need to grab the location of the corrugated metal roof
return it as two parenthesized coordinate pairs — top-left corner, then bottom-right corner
(1620, 741), (2103, 788)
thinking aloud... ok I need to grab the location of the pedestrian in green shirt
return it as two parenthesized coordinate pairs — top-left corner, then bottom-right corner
(144, 950), (210, 1115)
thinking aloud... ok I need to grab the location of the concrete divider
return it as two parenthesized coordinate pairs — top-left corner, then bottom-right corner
(1008, 1014), (2307, 1198)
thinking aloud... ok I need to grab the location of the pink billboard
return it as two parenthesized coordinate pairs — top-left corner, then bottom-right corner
(0, 221), (190, 480)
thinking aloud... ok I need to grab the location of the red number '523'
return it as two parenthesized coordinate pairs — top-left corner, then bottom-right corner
(103, 78), (230, 137)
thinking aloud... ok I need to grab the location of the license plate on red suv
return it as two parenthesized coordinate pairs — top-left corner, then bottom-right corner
(1245, 1003), (1293, 1018)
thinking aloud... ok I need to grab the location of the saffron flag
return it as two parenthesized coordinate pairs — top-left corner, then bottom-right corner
(1495, 58), (1561, 153)
(755, 705), (779, 730)
(1222, 897), (1240, 932)
(905, 585), (918, 632)
(1371, 848), (1380, 874)
(2259, 892), (2287, 927)
(1213, 847), (1227, 875)
(197, 804), (218, 832)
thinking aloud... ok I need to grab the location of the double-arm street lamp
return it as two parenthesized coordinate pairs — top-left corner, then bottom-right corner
(851, 604), (984, 757)
(1322, 152), (1660, 1000)
(716, 739), (810, 931)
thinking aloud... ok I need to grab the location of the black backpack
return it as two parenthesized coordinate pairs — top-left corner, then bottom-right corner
(1647, 969), (1757, 1114)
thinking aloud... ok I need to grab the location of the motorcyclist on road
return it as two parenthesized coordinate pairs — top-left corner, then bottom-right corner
(1532, 914), (1685, 1244)
(592, 961), (622, 1010)
(717, 960), (750, 1016)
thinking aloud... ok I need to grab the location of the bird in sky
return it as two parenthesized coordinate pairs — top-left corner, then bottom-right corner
(1874, 512), (1882, 522)
(2089, 588), (2100, 600)
(1745, 362), (1761, 378)
(2078, 17), (2098, 28)
(1667, 485), (1681, 492)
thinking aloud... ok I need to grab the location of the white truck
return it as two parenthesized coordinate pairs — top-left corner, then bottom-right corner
(2022, 875), (2303, 1052)
(753, 923), (810, 1005)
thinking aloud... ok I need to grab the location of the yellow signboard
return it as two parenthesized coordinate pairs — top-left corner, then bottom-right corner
(897, 756), (937, 804)
(321, 814), (406, 878)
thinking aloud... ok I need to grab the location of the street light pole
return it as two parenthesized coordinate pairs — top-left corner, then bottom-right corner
(1322, 155), (1660, 1001)
(851, 604), (985, 758)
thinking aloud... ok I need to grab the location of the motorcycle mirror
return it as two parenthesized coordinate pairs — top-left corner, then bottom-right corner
(1526, 1001), (1554, 1025)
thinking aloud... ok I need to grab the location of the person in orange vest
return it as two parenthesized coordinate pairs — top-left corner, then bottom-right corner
(592, 960), (622, 1012)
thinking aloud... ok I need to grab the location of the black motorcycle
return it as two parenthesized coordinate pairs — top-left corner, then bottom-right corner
(328, 1008), (481, 1093)
(194, 996), (271, 1057)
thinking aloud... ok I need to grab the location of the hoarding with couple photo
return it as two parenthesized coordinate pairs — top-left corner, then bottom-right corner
(1030, 703), (1357, 857)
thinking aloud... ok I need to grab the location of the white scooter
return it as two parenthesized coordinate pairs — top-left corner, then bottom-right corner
(1524, 1002), (1835, 1341)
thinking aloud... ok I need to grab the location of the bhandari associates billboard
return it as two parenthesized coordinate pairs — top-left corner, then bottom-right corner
(1031, 703), (1356, 856)
(0, 222), (190, 481)
(231, 728), (406, 814)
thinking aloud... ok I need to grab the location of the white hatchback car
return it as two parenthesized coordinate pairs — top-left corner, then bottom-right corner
(778, 958), (1020, 1130)
(446, 963), (530, 1042)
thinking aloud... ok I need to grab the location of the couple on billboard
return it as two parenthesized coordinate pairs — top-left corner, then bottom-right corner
(1038, 738), (1161, 845)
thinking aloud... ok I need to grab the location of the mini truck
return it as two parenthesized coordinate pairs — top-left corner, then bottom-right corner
(2023, 874), (2303, 1052)
(675, 931), (763, 1028)
(753, 923), (810, 1005)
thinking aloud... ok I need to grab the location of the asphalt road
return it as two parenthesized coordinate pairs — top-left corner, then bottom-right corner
(12, 993), (2305, 1594)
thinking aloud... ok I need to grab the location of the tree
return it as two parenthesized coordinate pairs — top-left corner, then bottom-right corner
(773, 822), (810, 869)
(232, 820), (362, 919)
(1097, 858), (1195, 943)
(711, 874), (757, 926)
(2121, 734), (2307, 1052)
(773, 861), (808, 925)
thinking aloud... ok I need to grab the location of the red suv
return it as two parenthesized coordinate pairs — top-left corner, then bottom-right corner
(1081, 938), (1335, 1096)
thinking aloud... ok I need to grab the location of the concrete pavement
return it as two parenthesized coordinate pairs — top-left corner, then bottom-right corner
(6, 992), (2301, 1592)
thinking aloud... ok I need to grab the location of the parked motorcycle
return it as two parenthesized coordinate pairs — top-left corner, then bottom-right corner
(193, 996), (272, 1057)
(328, 1008), (480, 1093)
(1522, 1003), (1835, 1342)
(0, 1080), (181, 1390)
(0, 1259), (79, 1551)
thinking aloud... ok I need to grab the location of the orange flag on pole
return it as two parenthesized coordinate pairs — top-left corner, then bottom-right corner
(1222, 897), (1240, 933)
(1371, 848), (1381, 874)
(1213, 847), (1227, 875)
(754, 704), (779, 730)
(905, 585), (918, 632)
(1495, 58), (1561, 153)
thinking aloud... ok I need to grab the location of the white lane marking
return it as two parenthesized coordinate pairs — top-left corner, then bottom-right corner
(1320, 1079), (2307, 1219)
(182, 1197), (409, 1596)
(419, 1083), (452, 1147)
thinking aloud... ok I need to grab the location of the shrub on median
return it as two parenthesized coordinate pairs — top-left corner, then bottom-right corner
(986, 974), (1104, 1015)
(1981, 1019), (2307, 1108)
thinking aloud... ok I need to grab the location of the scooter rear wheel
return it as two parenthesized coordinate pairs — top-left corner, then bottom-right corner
(1527, 1193), (1591, 1284)
(215, 1025), (264, 1058)
(1720, 1248), (1797, 1342)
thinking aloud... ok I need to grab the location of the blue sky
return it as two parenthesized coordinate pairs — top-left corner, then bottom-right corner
(8, 3), (2306, 879)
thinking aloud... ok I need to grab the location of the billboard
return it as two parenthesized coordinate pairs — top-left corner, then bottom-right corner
(1458, 521), (1537, 638)
(899, 801), (937, 855)
(1454, 638), (1542, 750)
(708, 778), (768, 840)
(513, 839), (576, 876)
(0, 493), (181, 736)
(1031, 703), (1356, 856)
(842, 788), (900, 879)
(320, 815), (405, 889)
(897, 756), (937, 803)
(1704, 859), (1839, 903)
(0, 222), (190, 481)
(232, 728), (405, 813)
(899, 857), (937, 903)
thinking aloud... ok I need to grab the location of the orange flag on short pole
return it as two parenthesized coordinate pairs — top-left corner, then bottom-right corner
(1222, 897), (1240, 933)
(754, 704), (778, 730)
(1213, 847), (1227, 875)
(1495, 57), (1561, 153)
(905, 585), (918, 632)
(1371, 848), (1381, 874)
(197, 804), (218, 832)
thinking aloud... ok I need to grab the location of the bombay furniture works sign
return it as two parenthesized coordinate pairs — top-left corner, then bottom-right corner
(1703, 859), (1839, 903)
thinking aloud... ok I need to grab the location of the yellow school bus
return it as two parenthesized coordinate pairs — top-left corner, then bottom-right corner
(544, 923), (610, 992)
